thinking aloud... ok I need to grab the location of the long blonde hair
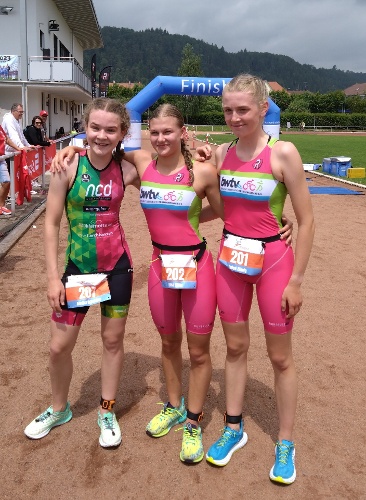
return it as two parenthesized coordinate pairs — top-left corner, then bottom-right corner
(149, 104), (194, 185)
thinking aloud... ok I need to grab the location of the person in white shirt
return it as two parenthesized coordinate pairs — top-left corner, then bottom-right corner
(2, 103), (31, 153)
(2, 103), (37, 192)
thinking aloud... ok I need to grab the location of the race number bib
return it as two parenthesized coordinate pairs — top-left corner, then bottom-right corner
(219, 235), (265, 276)
(65, 273), (111, 308)
(160, 254), (197, 289)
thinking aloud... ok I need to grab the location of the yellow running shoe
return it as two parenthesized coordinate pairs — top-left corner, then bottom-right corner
(180, 422), (204, 463)
(146, 397), (187, 438)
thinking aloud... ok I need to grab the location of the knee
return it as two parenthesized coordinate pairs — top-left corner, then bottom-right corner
(161, 335), (181, 356)
(268, 351), (293, 372)
(226, 338), (249, 359)
(187, 344), (210, 366)
(49, 341), (72, 361)
(102, 334), (124, 354)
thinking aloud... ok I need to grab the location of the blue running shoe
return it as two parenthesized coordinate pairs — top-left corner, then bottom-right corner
(269, 440), (296, 484)
(206, 421), (248, 466)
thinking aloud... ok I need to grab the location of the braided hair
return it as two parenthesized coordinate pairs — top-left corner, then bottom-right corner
(149, 104), (194, 185)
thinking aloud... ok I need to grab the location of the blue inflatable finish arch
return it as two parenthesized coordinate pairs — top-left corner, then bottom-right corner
(124, 76), (280, 151)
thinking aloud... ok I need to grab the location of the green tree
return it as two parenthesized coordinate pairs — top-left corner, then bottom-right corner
(108, 83), (145, 103)
(346, 95), (366, 113)
(287, 95), (310, 113)
(270, 90), (292, 111)
(177, 44), (204, 77)
(170, 44), (205, 123)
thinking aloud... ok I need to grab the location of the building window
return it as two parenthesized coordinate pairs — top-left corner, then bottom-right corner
(54, 98), (58, 114)
(54, 35), (58, 59)
(60, 100), (64, 112)
(65, 101), (69, 115)
(40, 30), (45, 49)
(60, 42), (70, 59)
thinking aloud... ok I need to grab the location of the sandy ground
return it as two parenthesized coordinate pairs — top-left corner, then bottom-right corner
(0, 137), (365, 500)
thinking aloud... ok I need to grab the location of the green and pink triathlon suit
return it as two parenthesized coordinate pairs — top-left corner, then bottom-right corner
(217, 138), (295, 334)
(52, 152), (133, 326)
(140, 160), (216, 335)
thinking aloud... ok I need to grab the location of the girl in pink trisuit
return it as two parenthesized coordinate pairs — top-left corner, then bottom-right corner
(199, 74), (314, 485)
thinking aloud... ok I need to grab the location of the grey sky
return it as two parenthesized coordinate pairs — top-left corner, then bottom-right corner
(92, 0), (366, 74)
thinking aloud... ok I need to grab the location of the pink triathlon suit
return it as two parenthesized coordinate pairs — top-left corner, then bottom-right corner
(140, 160), (216, 335)
(217, 138), (294, 334)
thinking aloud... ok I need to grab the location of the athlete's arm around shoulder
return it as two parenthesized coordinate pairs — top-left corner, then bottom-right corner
(50, 145), (85, 172)
(123, 149), (154, 179)
(194, 161), (224, 221)
(121, 158), (141, 190)
(215, 142), (231, 172)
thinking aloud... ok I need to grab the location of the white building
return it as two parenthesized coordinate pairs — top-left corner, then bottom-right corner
(0, 0), (103, 137)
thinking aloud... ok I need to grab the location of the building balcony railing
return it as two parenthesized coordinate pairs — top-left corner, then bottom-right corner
(28, 57), (91, 94)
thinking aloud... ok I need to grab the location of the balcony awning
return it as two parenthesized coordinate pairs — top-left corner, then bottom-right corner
(53, 0), (103, 50)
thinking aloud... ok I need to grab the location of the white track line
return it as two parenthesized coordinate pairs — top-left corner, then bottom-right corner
(307, 170), (366, 190)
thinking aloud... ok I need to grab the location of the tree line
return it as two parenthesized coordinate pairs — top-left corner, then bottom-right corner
(84, 26), (366, 93)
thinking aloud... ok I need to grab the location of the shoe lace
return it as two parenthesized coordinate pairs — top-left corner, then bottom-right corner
(176, 423), (198, 443)
(157, 402), (184, 421)
(101, 414), (115, 432)
(277, 442), (291, 464)
(216, 427), (236, 447)
(36, 410), (53, 422)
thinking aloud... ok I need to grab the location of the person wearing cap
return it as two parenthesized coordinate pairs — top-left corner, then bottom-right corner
(39, 110), (49, 141)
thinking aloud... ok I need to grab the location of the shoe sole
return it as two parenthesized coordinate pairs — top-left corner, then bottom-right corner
(269, 468), (296, 485)
(99, 435), (122, 448)
(180, 450), (204, 464)
(98, 414), (122, 448)
(206, 432), (248, 466)
(146, 411), (187, 438)
(24, 413), (72, 439)
(269, 449), (296, 484)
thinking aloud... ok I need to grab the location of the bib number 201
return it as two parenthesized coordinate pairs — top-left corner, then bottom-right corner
(230, 250), (248, 267)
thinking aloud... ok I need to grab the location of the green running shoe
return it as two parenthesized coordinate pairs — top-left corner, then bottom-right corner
(146, 396), (187, 437)
(180, 422), (204, 463)
(24, 402), (72, 439)
(98, 411), (121, 448)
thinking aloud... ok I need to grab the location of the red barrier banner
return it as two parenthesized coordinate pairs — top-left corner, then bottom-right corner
(44, 142), (56, 171)
(13, 153), (21, 200)
(13, 150), (32, 205)
(26, 148), (43, 181)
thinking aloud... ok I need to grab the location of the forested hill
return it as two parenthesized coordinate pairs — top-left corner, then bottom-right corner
(84, 27), (366, 93)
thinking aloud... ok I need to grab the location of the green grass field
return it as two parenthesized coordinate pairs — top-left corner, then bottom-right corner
(196, 132), (366, 185)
